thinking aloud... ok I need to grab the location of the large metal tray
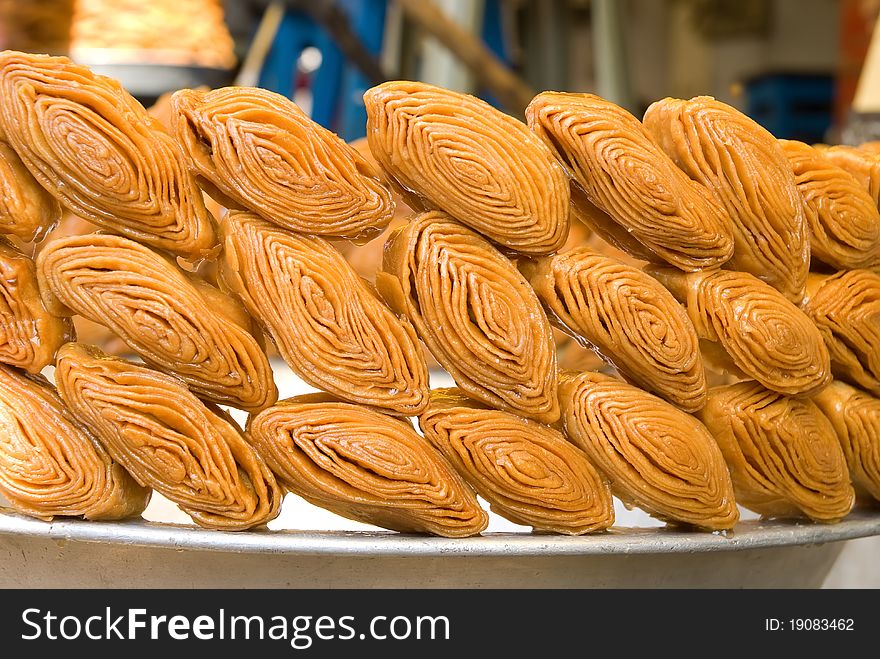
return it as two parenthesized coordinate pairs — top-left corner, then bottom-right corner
(2, 508), (878, 588)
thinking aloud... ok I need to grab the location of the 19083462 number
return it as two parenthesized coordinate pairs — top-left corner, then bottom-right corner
(765, 618), (855, 631)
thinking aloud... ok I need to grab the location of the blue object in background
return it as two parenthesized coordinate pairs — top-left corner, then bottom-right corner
(257, 0), (514, 137)
(744, 73), (834, 143)
(334, 0), (388, 142)
(478, 0), (513, 109)
(258, 11), (312, 100)
(258, 0), (387, 141)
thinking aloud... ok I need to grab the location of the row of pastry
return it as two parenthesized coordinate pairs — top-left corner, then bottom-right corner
(0, 49), (875, 537)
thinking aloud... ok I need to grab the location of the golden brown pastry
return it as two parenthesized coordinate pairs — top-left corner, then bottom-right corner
(339, 213), (410, 283)
(0, 363), (149, 520)
(364, 81), (570, 255)
(71, 317), (130, 357)
(804, 269), (880, 397)
(554, 328), (607, 373)
(560, 208), (593, 253)
(643, 96), (808, 303)
(648, 266), (831, 397)
(0, 239), (72, 372)
(42, 211), (99, 241)
(377, 211), (559, 423)
(566, 182), (659, 264)
(526, 92), (733, 270)
(813, 380), (880, 502)
(522, 247), (706, 411)
(247, 393), (488, 537)
(219, 211), (429, 416)
(336, 216), (443, 370)
(36, 233), (276, 412)
(147, 86), (208, 133)
(0, 51), (216, 260)
(820, 146), (880, 207)
(37, 212), (133, 356)
(418, 388), (614, 534)
(55, 343), (282, 530)
(0, 140), (60, 241)
(171, 86), (393, 242)
(579, 215), (650, 268)
(859, 140), (880, 155)
(698, 381), (854, 522)
(339, 137), (415, 280)
(559, 370), (738, 530)
(779, 139), (880, 270)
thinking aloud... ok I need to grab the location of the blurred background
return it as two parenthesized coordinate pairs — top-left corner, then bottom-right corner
(3, 0), (880, 145)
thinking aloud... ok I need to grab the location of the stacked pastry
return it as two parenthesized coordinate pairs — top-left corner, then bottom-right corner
(55, 344), (281, 530)
(377, 211), (559, 423)
(0, 52), (459, 534)
(698, 382), (853, 522)
(364, 81), (570, 254)
(0, 141), (60, 242)
(642, 96), (809, 303)
(0, 51), (217, 262)
(0, 363), (149, 521)
(36, 233), (278, 412)
(419, 389), (614, 534)
(559, 371), (738, 530)
(804, 270), (880, 396)
(0, 238), (72, 373)
(0, 53), (259, 528)
(814, 381), (880, 503)
(819, 146), (880, 208)
(248, 393), (488, 537)
(2, 47), (879, 535)
(526, 92), (733, 270)
(779, 139), (880, 271)
(172, 87), (394, 243)
(521, 248), (706, 412)
(521, 90), (855, 524)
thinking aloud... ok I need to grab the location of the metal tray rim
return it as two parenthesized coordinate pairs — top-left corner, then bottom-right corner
(2, 508), (879, 557)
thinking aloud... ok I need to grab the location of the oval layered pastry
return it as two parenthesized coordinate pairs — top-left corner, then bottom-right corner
(804, 269), (880, 397)
(247, 394), (488, 537)
(0, 363), (149, 520)
(364, 81), (569, 255)
(0, 141), (60, 241)
(526, 92), (733, 270)
(558, 371), (738, 530)
(171, 86), (393, 242)
(566, 183), (659, 263)
(779, 139), (880, 270)
(820, 145), (880, 207)
(698, 381), (854, 522)
(814, 380), (880, 502)
(0, 239), (72, 373)
(648, 266), (831, 397)
(219, 211), (429, 416)
(643, 96), (809, 303)
(36, 233), (276, 411)
(0, 51), (216, 260)
(55, 343), (282, 530)
(858, 140), (880, 155)
(377, 211), (559, 423)
(418, 388), (614, 535)
(521, 247), (706, 411)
